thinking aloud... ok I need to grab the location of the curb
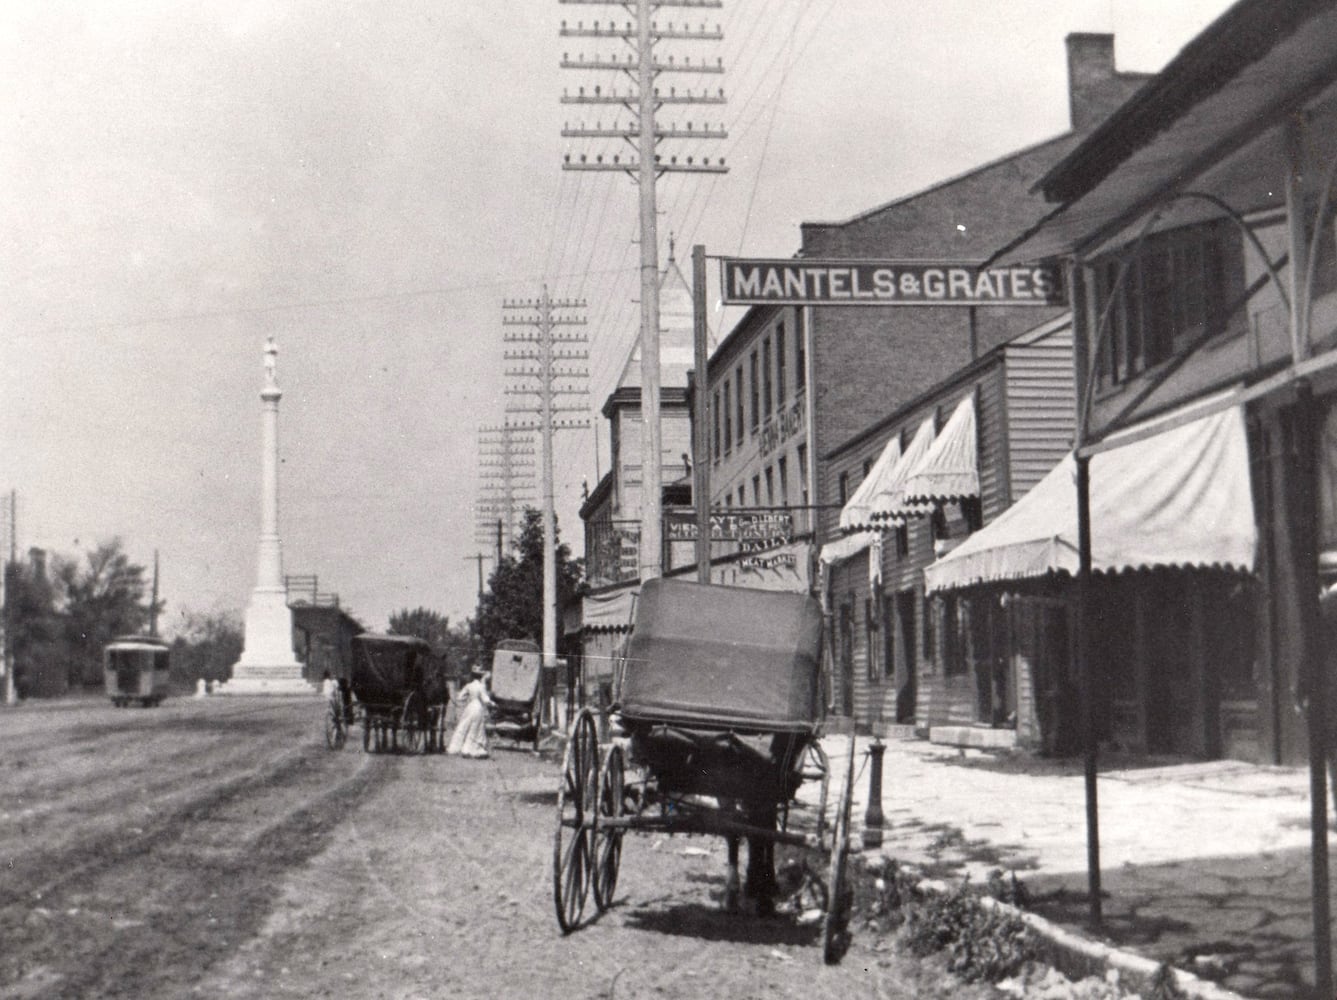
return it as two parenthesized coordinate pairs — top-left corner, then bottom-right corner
(898, 867), (1254, 1000)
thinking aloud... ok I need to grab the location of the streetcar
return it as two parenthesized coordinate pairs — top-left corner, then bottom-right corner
(104, 635), (172, 707)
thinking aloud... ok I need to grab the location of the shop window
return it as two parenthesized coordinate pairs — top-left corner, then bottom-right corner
(1093, 218), (1243, 387)
(942, 596), (967, 676)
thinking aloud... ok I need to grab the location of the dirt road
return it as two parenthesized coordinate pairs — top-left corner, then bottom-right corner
(0, 697), (998, 999)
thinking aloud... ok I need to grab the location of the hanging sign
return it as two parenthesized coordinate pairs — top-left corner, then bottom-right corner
(719, 258), (1065, 307)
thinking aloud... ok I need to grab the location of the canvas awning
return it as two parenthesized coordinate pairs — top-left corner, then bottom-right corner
(924, 403), (1255, 594)
(581, 584), (639, 633)
(838, 436), (901, 533)
(901, 394), (979, 507)
(818, 531), (873, 565)
(869, 415), (937, 523)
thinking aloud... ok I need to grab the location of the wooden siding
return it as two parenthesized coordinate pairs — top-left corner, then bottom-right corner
(1004, 326), (1076, 500)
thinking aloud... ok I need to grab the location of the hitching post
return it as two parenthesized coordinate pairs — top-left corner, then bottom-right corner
(862, 737), (886, 849)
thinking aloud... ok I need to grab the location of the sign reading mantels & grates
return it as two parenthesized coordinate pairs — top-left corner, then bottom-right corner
(719, 258), (1065, 307)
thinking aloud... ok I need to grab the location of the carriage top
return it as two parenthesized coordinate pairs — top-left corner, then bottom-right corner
(618, 578), (824, 735)
(490, 638), (543, 708)
(349, 633), (440, 706)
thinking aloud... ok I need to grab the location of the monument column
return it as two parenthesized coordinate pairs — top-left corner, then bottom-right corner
(222, 337), (311, 695)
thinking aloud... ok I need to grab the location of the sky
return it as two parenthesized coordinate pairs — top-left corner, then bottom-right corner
(1, 0), (1237, 633)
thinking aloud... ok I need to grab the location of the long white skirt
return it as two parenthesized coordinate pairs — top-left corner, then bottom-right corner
(447, 698), (489, 758)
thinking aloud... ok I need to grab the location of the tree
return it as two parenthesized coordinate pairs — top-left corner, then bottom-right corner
(388, 607), (478, 681)
(5, 550), (63, 697)
(474, 508), (582, 662)
(169, 607), (243, 687)
(54, 539), (159, 687)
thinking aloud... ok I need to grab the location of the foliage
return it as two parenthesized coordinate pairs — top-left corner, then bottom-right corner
(169, 607), (243, 686)
(901, 880), (1035, 983)
(387, 606), (476, 680)
(5, 540), (162, 695)
(5, 552), (64, 697)
(54, 539), (161, 687)
(473, 508), (582, 662)
(984, 867), (1031, 908)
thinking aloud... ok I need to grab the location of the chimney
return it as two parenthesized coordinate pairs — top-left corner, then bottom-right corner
(1066, 33), (1120, 132)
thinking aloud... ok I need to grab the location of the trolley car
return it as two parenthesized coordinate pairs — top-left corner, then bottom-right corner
(332, 633), (450, 754)
(552, 578), (855, 963)
(104, 635), (171, 707)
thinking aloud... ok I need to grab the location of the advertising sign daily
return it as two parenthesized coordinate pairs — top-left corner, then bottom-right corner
(719, 258), (1065, 307)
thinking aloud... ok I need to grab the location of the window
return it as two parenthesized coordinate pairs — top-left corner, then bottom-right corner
(762, 338), (773, 416)
(1093, 219), (1242, 386)
(795, 309), (806, 393)
(726, 491), (733, 507)
(765, 466), (774, 506)
(797, 444), (809, 506)
(838, 471), (849, 505)
(749, 352), (760, 430)
(943, 597), (967, 676)
(865, 597), (880, 682)
(752, 474), (761, 507)
(735, 365), (745, 445)
(776, 325), (787, 407)
(863, 457), (873, 478)
(778, 456), (789, 507)
(712, 389), (721, 461)
(723, 381), (732, 451)
(894, 523), (909, 557)
(923, 594), (936, 662)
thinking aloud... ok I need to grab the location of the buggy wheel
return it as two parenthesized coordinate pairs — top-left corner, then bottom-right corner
(400, 694), (424, 754)
(822, 737), (856, 965)
(324, 699), (346, 750)
(593, 743), (625, 912)
(553, 707), (598, 933)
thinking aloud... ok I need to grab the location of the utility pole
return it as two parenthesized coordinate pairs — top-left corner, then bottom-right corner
(463, 552), (492, 604)
(149, 549), (160, 638)
(503, 289), (590, 669)
(560, 0), (727, 581)
(476, 423), (537, 553)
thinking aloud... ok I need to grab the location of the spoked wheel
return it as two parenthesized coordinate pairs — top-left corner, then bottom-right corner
(553, 707), (599, 933)
(592, 742), (625, 912)
(822, 736), (856, 965)
(400, 693), (424, 754)
(324, 697), (346, 750)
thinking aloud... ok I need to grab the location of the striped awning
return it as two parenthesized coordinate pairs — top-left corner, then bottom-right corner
(818, 531), (874, 565)
(901, 394), (979, 507)
(924, 403), (1255, 594)
(869, 415), (937, 523)
(838, 435), (901, 533)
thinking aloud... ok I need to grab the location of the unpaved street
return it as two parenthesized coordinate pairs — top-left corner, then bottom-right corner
(0, 698), (997, 999)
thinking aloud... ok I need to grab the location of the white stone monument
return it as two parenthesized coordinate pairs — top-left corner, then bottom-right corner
(220, 337), (313, 695)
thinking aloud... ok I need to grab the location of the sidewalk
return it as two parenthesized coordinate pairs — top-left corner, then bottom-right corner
(808, 733), (1332, 1000)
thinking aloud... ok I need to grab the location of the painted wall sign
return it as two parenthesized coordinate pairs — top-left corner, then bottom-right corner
(719, 258), (1065, 307)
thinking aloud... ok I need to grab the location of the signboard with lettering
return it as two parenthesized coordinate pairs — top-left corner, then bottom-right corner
(665, 510), (794, 545)
(719, 258), (1065, 307)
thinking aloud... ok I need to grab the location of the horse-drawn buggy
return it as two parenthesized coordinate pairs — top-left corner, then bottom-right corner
(325, 633), (451, 754)
(552, 578), (856, 963)
(488, 639), (546, 751)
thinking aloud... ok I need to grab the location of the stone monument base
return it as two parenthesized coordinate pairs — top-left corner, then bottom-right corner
(219, 663), (317, 696)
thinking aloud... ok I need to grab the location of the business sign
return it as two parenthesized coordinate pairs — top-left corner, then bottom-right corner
(719, 258), (1065, 307)
(665, 510), (794, 546)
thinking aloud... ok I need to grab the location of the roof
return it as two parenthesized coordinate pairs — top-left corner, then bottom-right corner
(610, 254), (700, 395)
(924, 400), (1255, 593)
(994, 0), (1337, 263)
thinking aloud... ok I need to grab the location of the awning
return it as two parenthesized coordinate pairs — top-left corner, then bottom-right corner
(819, 532), (873, 565)
(901, 394), (979, 507)
(580, 584), (639, 633)
(869, 415), (937, 523)
(838, 436), (901, 533)
(924, 403), (1255, 594)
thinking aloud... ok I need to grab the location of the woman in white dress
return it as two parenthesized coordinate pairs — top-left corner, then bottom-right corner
(447, 667), (494, 758)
